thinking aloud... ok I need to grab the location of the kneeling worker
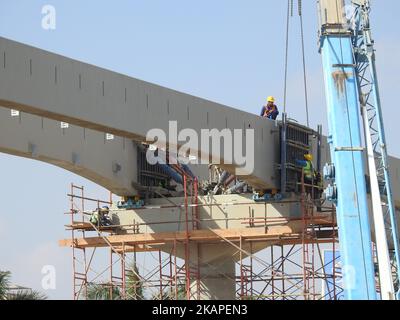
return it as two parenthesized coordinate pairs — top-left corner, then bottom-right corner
(261, 96), (280, 120)
(89, 206), (112, 227)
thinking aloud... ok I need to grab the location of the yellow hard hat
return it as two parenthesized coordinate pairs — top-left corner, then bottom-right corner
(304, 154), (313, 161)
(267, 96), (275, 103)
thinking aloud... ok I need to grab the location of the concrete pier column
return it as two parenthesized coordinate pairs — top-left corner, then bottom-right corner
(197, 257), (236, 300)
(187, 243), (237, 300)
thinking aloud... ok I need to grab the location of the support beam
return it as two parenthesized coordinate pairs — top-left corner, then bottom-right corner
(59, 226), (297, 248)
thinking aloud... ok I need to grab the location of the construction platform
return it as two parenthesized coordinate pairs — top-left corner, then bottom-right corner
(60, 183), (341, 301)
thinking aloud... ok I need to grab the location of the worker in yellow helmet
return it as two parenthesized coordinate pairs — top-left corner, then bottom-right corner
(296, 154), (315, 184)
(260, 96), (280, 120)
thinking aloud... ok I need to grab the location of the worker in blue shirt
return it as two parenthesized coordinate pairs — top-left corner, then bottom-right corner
(260, 96), (279, 120)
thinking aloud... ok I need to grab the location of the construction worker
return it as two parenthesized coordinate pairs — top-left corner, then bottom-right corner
(89, 206), (112, 227)
(260, 96), (279, 120)
(89, 208), (100, 226)
(296, 153), (320, 198)
(296, 153), (315, 184)
(100, 206), (112, 226)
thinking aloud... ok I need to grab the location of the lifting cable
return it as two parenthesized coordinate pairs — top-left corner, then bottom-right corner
(283, 0), (310, 127)
(298, 0), (310, 127)
(283, 0), (293, 115)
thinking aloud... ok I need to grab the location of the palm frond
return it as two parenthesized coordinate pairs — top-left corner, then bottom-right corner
(87, 283), (121, 300)
(0, 271), (11, 300)
(7, 290), (47, 300)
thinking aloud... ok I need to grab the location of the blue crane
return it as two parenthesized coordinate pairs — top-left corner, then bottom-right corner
(318, 0), (400, 300)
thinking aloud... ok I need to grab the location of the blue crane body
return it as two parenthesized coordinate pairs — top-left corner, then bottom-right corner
(318, 0), (377, 299)
(320, 34), (376, 299)
(321, 35), (376, 300)
(317, 0), (400, 300)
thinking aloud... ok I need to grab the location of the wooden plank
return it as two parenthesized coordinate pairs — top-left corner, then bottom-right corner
(113, 245), (159, 253)
(59, 226), (295, 248)
(65, 222), (117, 232)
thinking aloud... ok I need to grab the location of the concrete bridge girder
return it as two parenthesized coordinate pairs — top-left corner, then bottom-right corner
(0, 37), (280, 192)
(0, 106), (138, 195)
(2, 36), (400, 203)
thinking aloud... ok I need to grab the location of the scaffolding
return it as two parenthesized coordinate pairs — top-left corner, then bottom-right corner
(64, 180), (342, 300)
(235, 209), (340, 300)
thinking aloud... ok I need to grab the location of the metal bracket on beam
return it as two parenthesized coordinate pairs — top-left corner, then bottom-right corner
(335, 147), (365, 152)
(333, 64), (357, 68)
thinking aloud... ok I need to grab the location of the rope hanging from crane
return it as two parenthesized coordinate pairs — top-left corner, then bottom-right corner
(283, 0), (292, 115)
(283, 0), (310, 127)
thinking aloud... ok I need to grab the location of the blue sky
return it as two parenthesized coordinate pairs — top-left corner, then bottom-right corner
(0, 0), (399, 299)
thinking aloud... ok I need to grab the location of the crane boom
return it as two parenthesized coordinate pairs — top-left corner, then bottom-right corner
(318, 0), (376, 300)
(352, 0), (400, 299)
